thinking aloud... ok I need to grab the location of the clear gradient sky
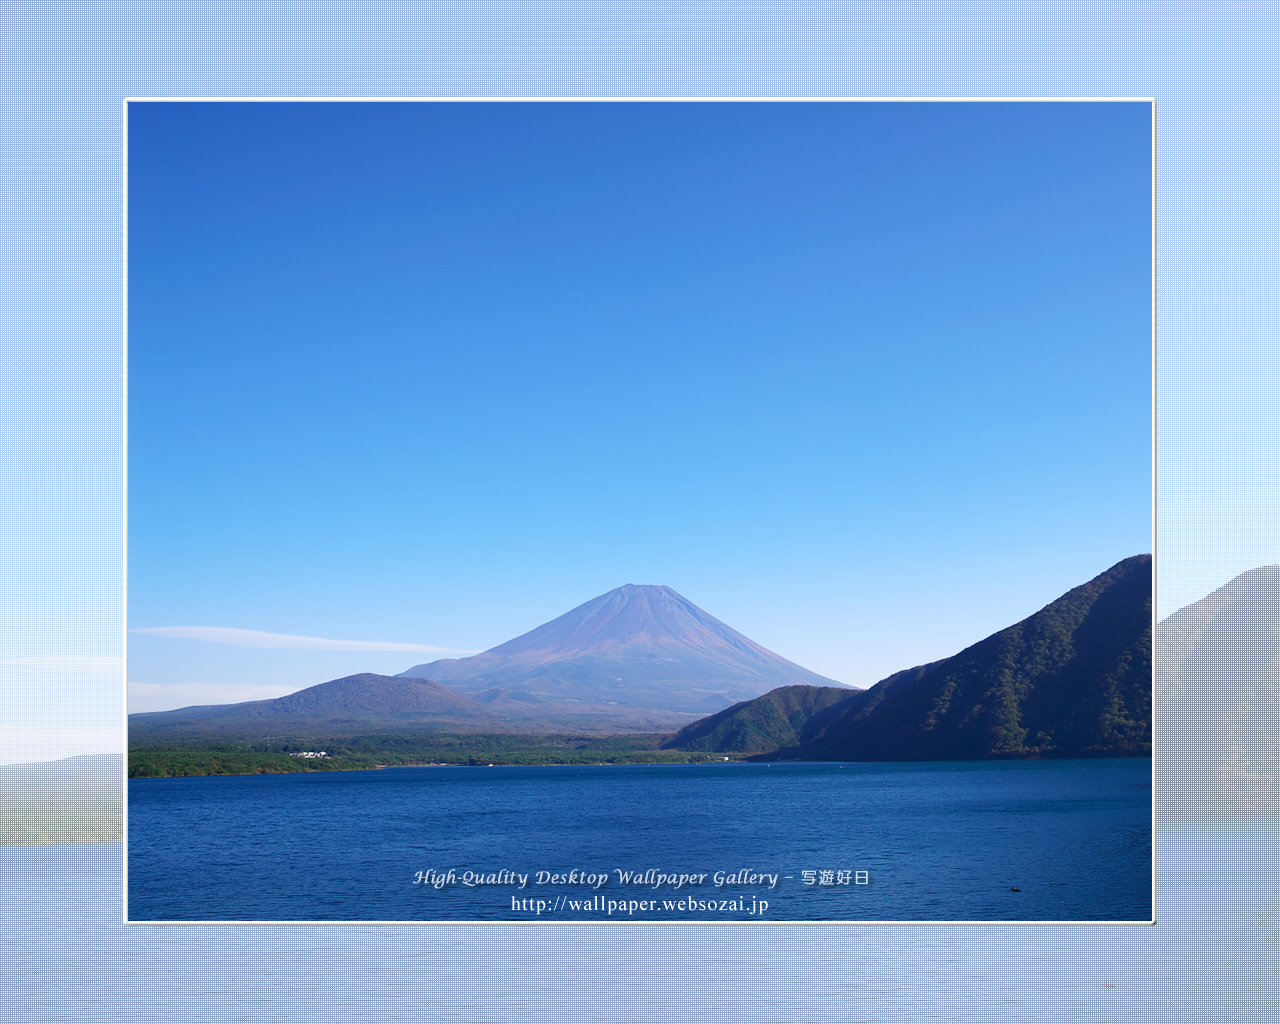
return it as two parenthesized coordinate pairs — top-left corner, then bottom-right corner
(128, 101), (1151, 712)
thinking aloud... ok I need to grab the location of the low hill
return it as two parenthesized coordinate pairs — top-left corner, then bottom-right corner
(662, 685), (863, 753)
(129, 673), (504, 740)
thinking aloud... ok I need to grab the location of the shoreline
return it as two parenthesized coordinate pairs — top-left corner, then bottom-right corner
(125, 752), (1150, 781)
(129, 758), (745, 779)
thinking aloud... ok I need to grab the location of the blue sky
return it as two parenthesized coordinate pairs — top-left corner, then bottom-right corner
(128, 101), (1151, 711)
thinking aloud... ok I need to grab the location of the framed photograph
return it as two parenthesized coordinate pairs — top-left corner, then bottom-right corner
(125, 99), (1153, 924)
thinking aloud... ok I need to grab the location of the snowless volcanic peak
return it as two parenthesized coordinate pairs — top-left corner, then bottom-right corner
(398, 584), (849, 715)
(488, 584), (770, 658)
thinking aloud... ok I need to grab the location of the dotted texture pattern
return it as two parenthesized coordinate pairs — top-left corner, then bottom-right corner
(2, 2), (1278, 1022)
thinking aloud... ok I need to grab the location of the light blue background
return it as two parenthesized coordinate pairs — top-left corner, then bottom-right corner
(2, 2), (1275, 1021)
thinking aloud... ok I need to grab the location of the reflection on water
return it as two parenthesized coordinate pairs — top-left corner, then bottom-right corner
(2, 822), (1276, 1021)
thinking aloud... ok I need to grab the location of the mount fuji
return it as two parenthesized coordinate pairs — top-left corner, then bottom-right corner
(399, 584), (851, 718)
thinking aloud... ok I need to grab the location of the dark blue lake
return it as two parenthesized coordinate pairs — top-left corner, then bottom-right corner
(128, 759), (1152, 922)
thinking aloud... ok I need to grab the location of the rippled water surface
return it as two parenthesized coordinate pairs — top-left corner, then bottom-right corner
(128, 759), (1152, 922)
(2, 819), (1275, 1023)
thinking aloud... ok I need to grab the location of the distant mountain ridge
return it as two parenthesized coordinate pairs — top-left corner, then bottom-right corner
(130, 561), (1152, 764)
(129, 673), (505, 740)
(114, 557), (1280, 804)
(1159, 565), (1280, 814)
(667, 555), (1152, 761)
(399, 583), (850, 716)
(129, 584), (852, 739)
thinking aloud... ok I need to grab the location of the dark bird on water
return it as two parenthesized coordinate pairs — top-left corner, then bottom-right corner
(1010, 887), (1021, 892)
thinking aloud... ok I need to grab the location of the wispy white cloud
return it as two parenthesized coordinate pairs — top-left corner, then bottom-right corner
(129, 626), (480, 654)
